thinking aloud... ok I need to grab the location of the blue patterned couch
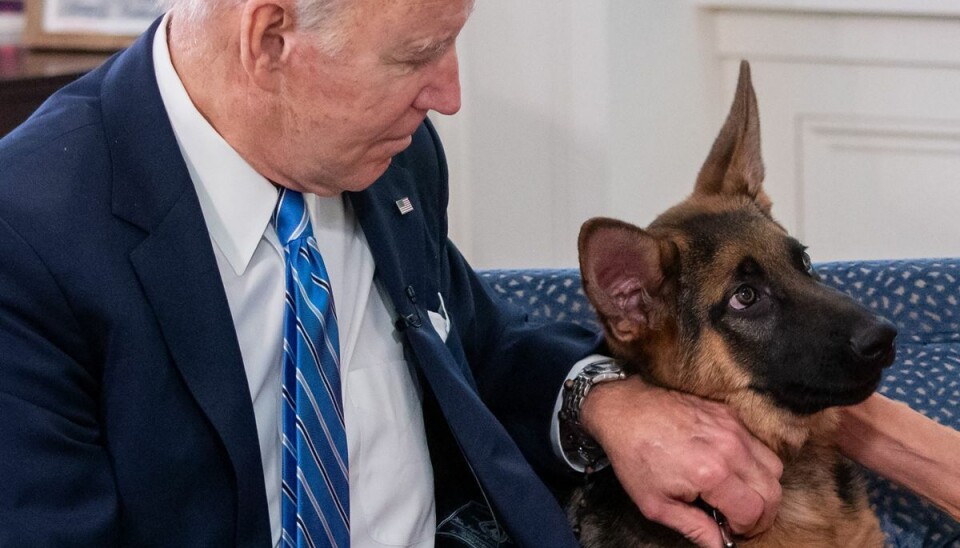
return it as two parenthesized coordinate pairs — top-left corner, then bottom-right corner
(480, 259), (960, 548)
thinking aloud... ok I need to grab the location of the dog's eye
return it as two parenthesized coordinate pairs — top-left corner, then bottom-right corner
(802, 251), (813, 274)
(729, 285), (759, 310)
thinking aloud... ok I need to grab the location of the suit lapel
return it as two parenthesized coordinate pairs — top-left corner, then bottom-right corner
(101, 20), (270, 544)
(351, 156), (579, 548)
(350, 162), (437, 320)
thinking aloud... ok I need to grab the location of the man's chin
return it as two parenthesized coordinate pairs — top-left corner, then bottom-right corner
(326, 160), (394, 194)
(355, 158), (395, 189)
(297, 153), (401, 195)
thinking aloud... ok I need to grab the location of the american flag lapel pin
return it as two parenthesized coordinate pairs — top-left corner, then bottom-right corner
(395, 197), (414, 215)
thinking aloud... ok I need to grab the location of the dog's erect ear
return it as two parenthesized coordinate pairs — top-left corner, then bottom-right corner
(694, 60), (772, 214)
(579, 218), (674, 343)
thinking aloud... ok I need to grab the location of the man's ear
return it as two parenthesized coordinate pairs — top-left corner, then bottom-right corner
(578, 217), (674, 343)
(694, 60), (772, 215)
(239, 0), (295, 91)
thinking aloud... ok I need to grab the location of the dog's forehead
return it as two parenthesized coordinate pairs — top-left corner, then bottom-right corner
(668, 207), (799, 301)
(684, 209), (786, 256)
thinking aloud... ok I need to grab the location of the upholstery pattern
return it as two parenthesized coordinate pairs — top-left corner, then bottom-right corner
(480, 259), (960, 548)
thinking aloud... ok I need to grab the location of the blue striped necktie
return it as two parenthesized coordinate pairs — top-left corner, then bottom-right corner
(274, 188), (350, 548)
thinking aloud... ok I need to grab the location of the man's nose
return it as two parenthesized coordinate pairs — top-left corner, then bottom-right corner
(414, 47), (462, 116)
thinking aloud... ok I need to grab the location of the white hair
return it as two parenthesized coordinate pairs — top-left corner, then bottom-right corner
(155, 0), (237, 24)
(156, 0), (348, 42)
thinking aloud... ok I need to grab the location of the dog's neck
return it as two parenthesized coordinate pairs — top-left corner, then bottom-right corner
(620, 333), (842, 459)
(726, 391), (841, 459)
(624, 332), (843, 459)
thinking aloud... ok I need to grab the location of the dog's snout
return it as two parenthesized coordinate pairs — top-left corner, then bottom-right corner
(850, 317), (897, 367)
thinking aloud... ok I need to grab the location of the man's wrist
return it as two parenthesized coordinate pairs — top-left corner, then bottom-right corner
(558, 358), (626, 468)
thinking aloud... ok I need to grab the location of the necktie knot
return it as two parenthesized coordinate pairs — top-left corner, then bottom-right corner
(273, 188), (310, 246)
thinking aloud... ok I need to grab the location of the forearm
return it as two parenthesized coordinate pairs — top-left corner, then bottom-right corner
(837, 393), (960, 520)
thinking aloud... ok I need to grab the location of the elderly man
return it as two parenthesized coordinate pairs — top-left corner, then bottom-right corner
(1, 1), (956, 547)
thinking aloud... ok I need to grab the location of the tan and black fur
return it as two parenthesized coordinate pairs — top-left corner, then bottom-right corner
(572, 61), (896, 547)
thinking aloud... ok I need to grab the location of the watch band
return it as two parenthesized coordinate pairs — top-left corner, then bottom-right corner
(558, 359), (626, 468)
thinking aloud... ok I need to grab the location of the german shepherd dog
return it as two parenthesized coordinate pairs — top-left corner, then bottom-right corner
(571, 61), (896, 547)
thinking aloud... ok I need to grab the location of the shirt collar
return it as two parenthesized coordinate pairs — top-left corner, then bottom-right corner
(152, 12), (277, 276)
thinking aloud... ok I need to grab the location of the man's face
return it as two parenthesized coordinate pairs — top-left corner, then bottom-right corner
(274, 0), (472, 195)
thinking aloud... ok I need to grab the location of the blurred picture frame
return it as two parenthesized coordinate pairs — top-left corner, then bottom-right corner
(23, 0), (160, 51)
(0, 1), (25, 46)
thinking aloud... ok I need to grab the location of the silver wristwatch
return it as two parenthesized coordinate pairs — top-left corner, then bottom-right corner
(559, 359), (626, 468)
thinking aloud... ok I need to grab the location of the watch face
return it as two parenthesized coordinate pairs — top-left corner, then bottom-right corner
(582, 361), (625, 383)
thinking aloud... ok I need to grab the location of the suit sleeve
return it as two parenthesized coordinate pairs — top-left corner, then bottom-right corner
(0, 216), (119, 545)
(441, 242), (602, 477)
(414, 119), (601, 477)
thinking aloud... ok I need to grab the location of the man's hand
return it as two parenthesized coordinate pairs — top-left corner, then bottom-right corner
(580, 376), (783, 548)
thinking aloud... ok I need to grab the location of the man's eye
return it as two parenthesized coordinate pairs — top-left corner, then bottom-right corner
(729, 285), (759, 310)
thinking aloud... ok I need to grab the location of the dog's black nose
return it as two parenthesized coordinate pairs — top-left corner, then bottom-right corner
(850, 316), (897, 367)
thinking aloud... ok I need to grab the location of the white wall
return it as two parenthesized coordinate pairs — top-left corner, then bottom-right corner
(432, 0), (960, 268)
(433, 1), (614, 269)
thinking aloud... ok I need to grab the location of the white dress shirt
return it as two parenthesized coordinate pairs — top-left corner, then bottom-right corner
(152, 15), (436, 547)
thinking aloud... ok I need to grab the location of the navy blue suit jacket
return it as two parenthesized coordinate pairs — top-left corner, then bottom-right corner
(0, 20), (598, 547)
